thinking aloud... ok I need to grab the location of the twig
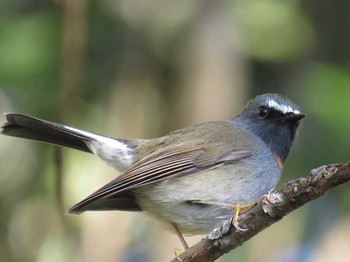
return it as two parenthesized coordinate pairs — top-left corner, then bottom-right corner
(172, 161), (350, 262)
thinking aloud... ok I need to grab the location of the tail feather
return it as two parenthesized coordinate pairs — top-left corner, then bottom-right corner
(1, 113), (92, 153)
(2, 113), (144, 212)
(1, 113), (138, 171)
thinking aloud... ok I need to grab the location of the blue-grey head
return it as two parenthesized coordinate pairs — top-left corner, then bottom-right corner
(233, 93), (305, 162)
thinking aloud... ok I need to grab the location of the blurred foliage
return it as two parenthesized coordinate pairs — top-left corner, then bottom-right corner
(235, 0), (314, 61)
(0, 0), (350, 261)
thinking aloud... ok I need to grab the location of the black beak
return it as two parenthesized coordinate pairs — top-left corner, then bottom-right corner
(284, 113), (306, 123)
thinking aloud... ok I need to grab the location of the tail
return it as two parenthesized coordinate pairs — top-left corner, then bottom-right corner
(2, 113), (94, 152)
(1, 113), (138, 171)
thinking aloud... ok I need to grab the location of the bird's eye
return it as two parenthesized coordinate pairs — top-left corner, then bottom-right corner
(258, 106), (269, 119)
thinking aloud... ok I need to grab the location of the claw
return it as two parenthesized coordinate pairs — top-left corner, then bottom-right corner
(232, 218), (248, 232)
(232, 207), (248, 232)
(231, 202), (255, 232)
(208, 206), (249, 240)
(194, 201), (255, 239)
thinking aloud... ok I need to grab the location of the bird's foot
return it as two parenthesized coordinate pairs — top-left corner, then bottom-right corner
(230, 202), (256, 232)
(207, 202), (256, 239)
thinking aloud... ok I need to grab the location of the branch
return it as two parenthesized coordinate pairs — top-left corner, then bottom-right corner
(172, 161), (350, 262)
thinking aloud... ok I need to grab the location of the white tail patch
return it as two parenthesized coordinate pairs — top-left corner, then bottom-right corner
(63, 125), (133, 171)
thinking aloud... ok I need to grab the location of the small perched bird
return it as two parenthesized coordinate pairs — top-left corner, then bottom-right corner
(1, 93), (305, 249)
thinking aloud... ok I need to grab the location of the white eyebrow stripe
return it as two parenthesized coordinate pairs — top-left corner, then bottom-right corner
(267, 99), (300, 114)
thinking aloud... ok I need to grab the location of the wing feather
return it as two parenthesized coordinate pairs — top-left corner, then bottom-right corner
(68, 144), (252, 214)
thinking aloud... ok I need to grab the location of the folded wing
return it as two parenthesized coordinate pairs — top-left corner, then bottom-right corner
(67, 143), (252, 214)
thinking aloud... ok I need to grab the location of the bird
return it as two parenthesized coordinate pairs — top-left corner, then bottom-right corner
(1, 93), (305, 249)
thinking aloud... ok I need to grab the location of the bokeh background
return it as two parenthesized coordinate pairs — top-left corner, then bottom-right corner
(1, 0), (350, 261)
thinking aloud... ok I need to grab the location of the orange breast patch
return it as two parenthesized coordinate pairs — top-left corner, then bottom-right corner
(274, 154), (284, 170)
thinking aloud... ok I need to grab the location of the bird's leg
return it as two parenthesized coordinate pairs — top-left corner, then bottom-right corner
(230, 202), (256, 231)
(192, 200), (256, 239)
(172, 222), (189, 250)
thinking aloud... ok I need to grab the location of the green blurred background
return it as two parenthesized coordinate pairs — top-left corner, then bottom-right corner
(0, 0), (350, 261)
